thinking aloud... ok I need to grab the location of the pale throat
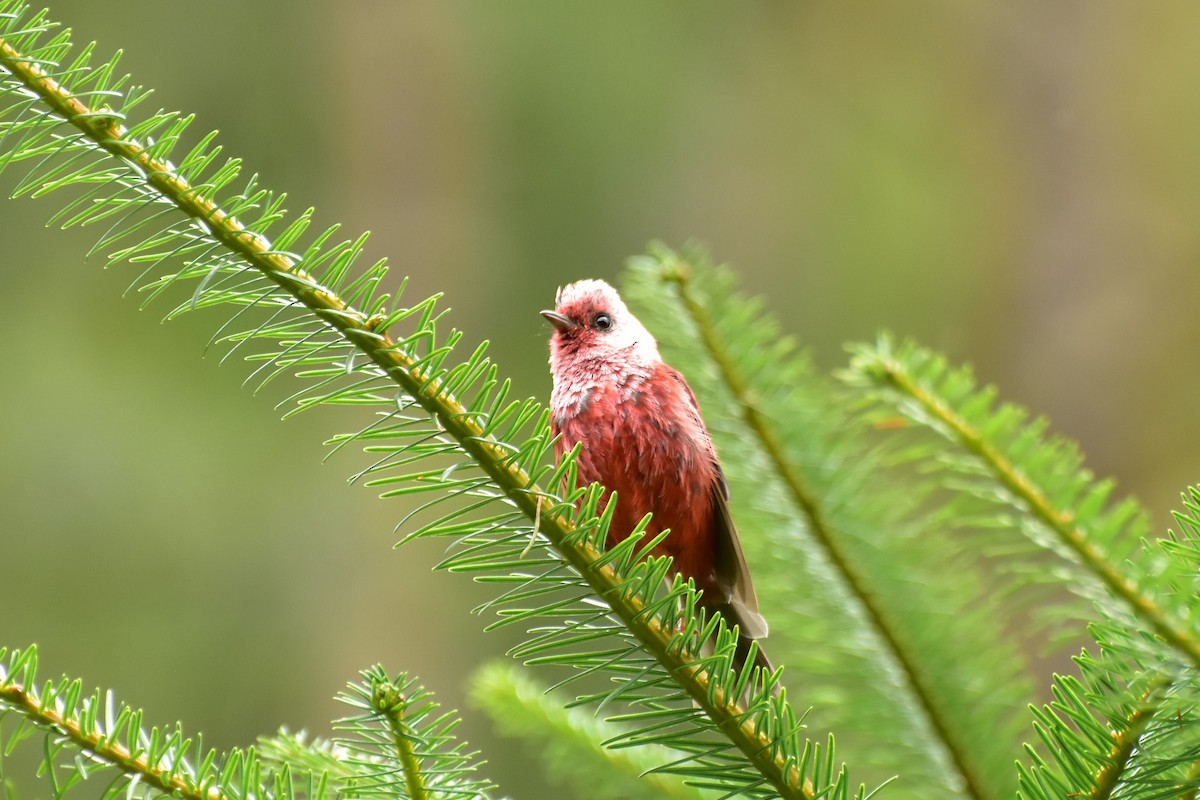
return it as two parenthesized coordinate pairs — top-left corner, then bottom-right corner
(551, 344), (659, 418)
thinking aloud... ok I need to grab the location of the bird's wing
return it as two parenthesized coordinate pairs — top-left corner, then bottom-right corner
(667, 365), (769, 640)
(710, 476), (769, 639)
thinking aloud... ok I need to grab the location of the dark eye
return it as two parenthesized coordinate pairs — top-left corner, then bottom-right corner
(593, 313), (612, 331)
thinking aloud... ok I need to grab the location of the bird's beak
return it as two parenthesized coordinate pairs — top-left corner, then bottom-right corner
(540, 310), (578, 331)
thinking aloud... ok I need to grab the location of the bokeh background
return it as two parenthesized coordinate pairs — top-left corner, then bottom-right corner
(3, 2), (1200, 797)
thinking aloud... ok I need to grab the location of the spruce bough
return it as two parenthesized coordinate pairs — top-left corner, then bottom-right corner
(2, 3), (1198, 799)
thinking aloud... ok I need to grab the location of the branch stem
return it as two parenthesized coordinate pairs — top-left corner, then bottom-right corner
(1088, 683), (1160, 800)
(871, 354), (1200, 670)
(372, 683), (428, 800)
(666, 264), (987, 800)
(0, 682), (220, 800)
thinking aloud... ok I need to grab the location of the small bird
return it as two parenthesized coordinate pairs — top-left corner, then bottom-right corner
(542, 279), (772, 680)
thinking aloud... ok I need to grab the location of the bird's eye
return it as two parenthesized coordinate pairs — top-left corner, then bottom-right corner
(593, 313), (612, 331)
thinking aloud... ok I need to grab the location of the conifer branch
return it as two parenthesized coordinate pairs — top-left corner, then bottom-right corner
(0, 685), (215, 800)
(0, 650), (221, 800)
(859, 349), (1200, 669)
(661, 260), (986, 800)
(257, 730), (353, 784)
(1088, 691), (1156, 800)
(470, 661), (707, 800)
(371, 680), (430, 800)
(1177, 762), (1200, 800)
(1019, 670), (1174, 800)
(0, 14), (842, 799)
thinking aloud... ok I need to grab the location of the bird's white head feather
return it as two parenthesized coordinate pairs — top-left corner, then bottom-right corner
(549, 279), (661, 366)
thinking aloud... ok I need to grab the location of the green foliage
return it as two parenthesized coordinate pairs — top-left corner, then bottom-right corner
(841, 336), (1188, 656)
(842, 339), (1200, 798)
(0, 4), (858, 799)
(3, 2), (1200, 800)
(469, 661), (708, 800)
(0, 647), (487, 800)
(258, 729), (354, 786)
(332, 666), (494, 800)
(1010, 488), (1200, 798)
(0, 645), (266, 800)
(623, 245), (1034, 799)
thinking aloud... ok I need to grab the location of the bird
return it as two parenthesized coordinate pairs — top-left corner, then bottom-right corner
(541, 278), (772, 682)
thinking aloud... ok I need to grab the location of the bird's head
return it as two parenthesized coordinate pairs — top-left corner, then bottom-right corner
(541, 279), (661, 373)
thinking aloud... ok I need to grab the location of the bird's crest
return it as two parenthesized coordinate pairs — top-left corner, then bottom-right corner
(554, 279), (619, 312)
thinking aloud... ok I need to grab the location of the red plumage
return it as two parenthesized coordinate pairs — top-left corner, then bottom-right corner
(556, 361), (719, 592)
(542, 279), (771, 679)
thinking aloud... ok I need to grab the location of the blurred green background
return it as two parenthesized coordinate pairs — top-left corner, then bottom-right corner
(3, 2), (1200, 797)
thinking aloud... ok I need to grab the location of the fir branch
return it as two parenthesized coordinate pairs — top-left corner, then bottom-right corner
(257, 730), (353, 785)
(0, 668), (210, 800)
(0, 19), (455, 443)
(0, 7), (861, 798)
(0, 646), (257, 800)
(1011, 486), (1200, 800)
(1088, 687), (1157, 800)
(624, 246), (1033, 799)
(334, 666), (492, 800)
(376, 681), (430, 800)
(656, 254), (986, 800)
(469, 661), (708, 800)
(1, 646), (490, 800)
(844, 337), (1200, 669)
(1176, 762), (1200, 800)
(1016, 661), (1184, 800)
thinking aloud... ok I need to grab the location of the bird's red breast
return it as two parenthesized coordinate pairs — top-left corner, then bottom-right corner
(552, 361), (722, 596)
